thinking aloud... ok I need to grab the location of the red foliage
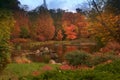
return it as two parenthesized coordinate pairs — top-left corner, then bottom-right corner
(42, 65), (53, 71)
(62, 12), (88, 38)
(37, 35), (46, 41)
(100, 41), (120, 54)
(59, 64), (71, 70)
(59, 64), (89, 70)
(32, 71), (40, 76)
(64, 25), (77, 40)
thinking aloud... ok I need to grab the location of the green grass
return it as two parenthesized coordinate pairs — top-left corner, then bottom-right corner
(0, 63), (60, 80)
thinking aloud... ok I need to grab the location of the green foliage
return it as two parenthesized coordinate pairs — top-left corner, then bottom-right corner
(42, 55), (51, 63)
(0, 63), (59, 80)
(95, 60), (120, 74)
(20, 69), (120, 80)
(0, 9), (14, 72)
(20, 27), (30, 38)
(65, 50), (92, 66)
(96, 37), (105, 50)
(1, 60), (120, 80)
(19, 60), (120, 80)
(91, 55), (111, 66)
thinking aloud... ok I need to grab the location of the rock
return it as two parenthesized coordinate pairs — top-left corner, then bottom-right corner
(36, 49), (40, 54)
(44, 47), (49, 51)
(49, 59), (56, 64)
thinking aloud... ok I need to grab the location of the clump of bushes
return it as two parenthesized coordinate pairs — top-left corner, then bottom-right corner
(65, 50), (92, 66)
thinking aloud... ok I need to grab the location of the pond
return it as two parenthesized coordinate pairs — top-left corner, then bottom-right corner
(12, 42), (96, 63)
(25, 43), (96, 63)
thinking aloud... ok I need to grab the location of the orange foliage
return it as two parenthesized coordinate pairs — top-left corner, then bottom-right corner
(64, 25), (77, 40)
(42, 65), (53, 71)
(36, 12), (55, 41)
(56, 30), (63, 40)
(11, 11), (30, 38)
(62, 12), (88, 38)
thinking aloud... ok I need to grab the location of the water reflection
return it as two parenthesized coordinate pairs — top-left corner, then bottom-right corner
(14, 44), (94, 62)
(27, 44), (94, 62)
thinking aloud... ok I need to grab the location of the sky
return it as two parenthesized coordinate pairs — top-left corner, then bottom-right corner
(18, 0), (87, 12)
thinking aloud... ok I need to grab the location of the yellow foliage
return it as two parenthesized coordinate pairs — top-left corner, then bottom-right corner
(88, 12), (120, 43)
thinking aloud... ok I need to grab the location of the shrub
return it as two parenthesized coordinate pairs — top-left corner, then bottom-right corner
(42, 55), (51, 63)
(20, 27), (30, 38)
(65, 50), (92, 66)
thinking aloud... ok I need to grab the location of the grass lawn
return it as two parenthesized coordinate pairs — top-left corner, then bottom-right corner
(0, 63), (60, 80)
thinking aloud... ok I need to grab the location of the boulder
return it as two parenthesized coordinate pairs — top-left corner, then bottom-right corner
(49, 59), (56, 64)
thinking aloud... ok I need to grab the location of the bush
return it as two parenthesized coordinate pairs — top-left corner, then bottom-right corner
(42, 54), (51, 63)
(20, 27), (30, 38)
(65, 50), (92, 66)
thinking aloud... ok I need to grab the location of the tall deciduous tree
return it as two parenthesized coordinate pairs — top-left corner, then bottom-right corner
(62, 12), (87, 38)
(49, 9), (64, 40)
(35, 7), (55, 41)
(87, 0), (120, 43)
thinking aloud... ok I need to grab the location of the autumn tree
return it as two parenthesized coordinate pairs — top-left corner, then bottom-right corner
(49, 9), (64, 40)
(87, 0), (120, 44)
(62, 12), (87, 39)
(34, 6), (55, 41)
(11, 11), (30, 39)
(89, 13), (120, 43)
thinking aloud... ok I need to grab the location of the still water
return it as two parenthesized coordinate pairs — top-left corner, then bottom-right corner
(26, 43), (95, 62)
